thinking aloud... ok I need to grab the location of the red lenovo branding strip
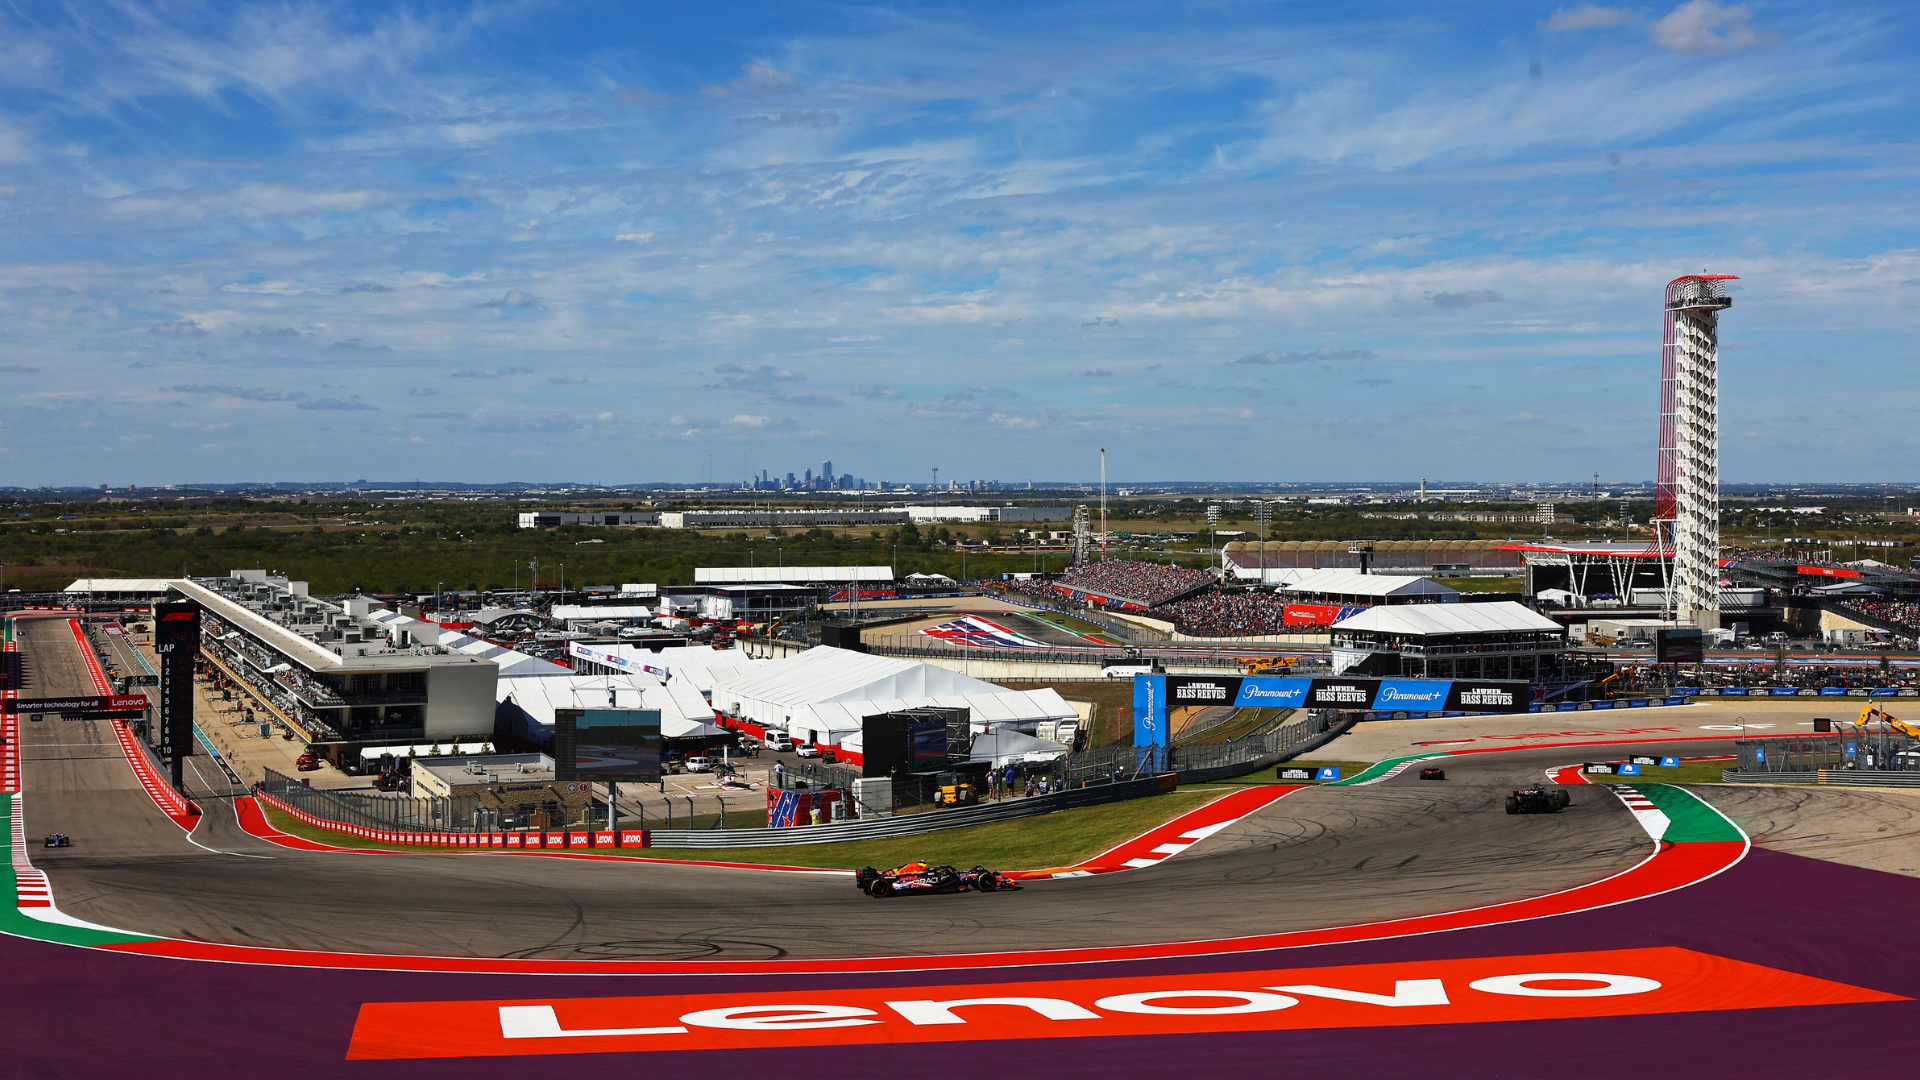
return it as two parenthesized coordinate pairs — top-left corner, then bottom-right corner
(346, 947), (1900, 1060)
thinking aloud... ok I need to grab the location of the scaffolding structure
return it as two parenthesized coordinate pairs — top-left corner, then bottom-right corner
(1655, 274), (1735, 629)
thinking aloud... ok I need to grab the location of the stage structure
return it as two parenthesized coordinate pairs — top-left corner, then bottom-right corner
(1656, 274), (1735, 630)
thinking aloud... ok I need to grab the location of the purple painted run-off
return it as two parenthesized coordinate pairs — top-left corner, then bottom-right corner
(5, 848), (1917, 1079)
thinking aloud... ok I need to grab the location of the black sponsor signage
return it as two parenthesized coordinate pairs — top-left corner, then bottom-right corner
(1277, 767), (1314, 781)
(1166, 676), (1243, 705)
(1444, 682), (1527, 712)
(4, 694), (149, 715)
(1582, 762), (1618, 775)
(1305, 679), (1373, 708)
(1630, 755), (1658, 766)
(153, 601), (200, 788)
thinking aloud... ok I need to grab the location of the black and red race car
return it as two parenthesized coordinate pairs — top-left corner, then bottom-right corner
(854, 862), (1021, 898)
(1505, 784), (1572, 815)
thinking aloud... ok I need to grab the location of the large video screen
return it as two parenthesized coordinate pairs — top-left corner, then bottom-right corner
(1656, 628), (1705, 665)
(556, 707), (662, 782)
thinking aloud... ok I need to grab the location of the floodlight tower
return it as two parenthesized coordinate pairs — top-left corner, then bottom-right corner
(1655, 274), (1736, 630)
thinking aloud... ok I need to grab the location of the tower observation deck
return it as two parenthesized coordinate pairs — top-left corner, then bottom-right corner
(1656, 274), (1735, 629)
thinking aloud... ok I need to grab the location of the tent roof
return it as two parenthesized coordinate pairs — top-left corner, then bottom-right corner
(1278, 568), (1458, 599)
(496, 673), (723, 738)
(968, 728), (1069, 767)
(64, 578), (179, 593)
(1333, 600), (1562, 636)
(713, 646), (1013, 708)
(714, 646), (1078, 740)
(365, 607), (570, 677)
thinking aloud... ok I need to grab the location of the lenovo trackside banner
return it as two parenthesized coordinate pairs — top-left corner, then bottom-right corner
(346, 948), (1901, 1060)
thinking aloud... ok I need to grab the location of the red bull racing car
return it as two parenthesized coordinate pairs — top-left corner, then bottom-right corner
(854, 862), (1021, 898)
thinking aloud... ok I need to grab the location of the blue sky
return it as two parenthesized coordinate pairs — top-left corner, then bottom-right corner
(1, 0), (1915, 486)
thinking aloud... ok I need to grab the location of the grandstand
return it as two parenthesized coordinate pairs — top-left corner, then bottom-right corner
(1042, 559), (1216, 611)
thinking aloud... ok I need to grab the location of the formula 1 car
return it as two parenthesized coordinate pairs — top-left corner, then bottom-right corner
(43, 833), (72, 848)
(1504, 784), (1572, 815)
(854, 862), (1021, 898)
(1419, 767), (1447, 781)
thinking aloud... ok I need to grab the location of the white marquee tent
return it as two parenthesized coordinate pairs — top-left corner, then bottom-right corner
(711, 646), (1077, 747)
(494, 672), (726, 744)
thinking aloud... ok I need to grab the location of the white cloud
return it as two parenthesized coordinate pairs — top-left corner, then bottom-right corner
(1649, 1), (1777, 55)
(1540, 5), (1636, 32)
(729, 414), (771, 427)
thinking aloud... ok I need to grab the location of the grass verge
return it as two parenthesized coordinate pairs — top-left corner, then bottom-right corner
(263, 791), (1217, 870)
(1588, 759), (1735, 785)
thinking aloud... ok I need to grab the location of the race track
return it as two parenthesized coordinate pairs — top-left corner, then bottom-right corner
(7, 616), (1920, 1078)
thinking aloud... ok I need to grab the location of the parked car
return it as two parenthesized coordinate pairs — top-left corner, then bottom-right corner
(685, 756), (716, 773)
(795, 743), (820, 759)
(763, 731), (794, 752)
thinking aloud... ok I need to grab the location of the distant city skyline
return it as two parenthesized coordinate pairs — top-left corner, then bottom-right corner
(2, 3), (1917, 485)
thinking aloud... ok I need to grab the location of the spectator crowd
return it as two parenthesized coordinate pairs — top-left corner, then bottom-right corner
(1048, 559), (1218, 606)
(1156, 589), (1299, 636)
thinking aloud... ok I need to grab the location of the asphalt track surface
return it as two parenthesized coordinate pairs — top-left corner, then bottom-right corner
(9, 617), (1920, 1077)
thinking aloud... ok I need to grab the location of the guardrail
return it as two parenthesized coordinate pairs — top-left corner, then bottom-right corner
(255, 770), (1164, 849)
(646, 777), (1161, 848)
(1720, 769), (1920, 788)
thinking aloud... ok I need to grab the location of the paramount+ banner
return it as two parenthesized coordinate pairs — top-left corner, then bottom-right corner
(1160, 675), (1530, 715)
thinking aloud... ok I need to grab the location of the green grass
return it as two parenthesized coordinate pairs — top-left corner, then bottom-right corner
(1177, 707), (1291, 746)
(1025, 611), (1124, 643)
(265, 791), (1216, 870)
(1589, 759), (1735, 785)
(1449, 576), (1523, 594)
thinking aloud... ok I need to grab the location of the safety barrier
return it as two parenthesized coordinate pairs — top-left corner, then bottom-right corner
(1720, 769), (1920, 788)
(254, 772), (1163, 850)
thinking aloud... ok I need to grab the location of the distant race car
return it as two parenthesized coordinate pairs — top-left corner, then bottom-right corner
(854, 862), (1021, 898)
(1505, 784), (1571, 815)
(44, 833), (72, 848)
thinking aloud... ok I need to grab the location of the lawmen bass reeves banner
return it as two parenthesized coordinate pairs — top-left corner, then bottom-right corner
(1162, 675), (1530, 714)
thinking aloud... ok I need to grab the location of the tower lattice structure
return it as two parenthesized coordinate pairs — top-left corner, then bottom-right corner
(1655, 274), (1735, 629)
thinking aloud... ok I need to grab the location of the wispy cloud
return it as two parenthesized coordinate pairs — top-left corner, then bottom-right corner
(1232, 348), (1376, 366)
(479, 289), (548, 311)
(1650, 1), (1779, 55)
(1541, 5), (1636, 32)
(1428, 290), (1506, 309)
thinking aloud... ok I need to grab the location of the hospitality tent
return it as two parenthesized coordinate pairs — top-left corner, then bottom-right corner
(494, 672), (726, 746)
(711, 646), (1077, 748)
(967, 728), (1069, 768)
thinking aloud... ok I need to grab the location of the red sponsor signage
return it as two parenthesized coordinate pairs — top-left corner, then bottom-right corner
(1797, 565), (1862, 579)
(346, 947), (1901, 1061)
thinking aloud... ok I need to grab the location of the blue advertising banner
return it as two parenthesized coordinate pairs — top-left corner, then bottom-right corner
(1133, 675), (1167, 749)
(1819, 687), (1848, 697)
(1233, 678), (1311, 708)
(1769, 687), (1800, 697)
(1721, 687), (1749, 697)
(1135, 674), (1530, 746)
(1370, 680), (1450, 711)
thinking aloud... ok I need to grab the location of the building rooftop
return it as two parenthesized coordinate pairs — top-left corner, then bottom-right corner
(1333, 601), (1564, 637)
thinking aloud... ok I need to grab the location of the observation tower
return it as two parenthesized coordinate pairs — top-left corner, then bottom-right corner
(1655, 274), (1736, 629)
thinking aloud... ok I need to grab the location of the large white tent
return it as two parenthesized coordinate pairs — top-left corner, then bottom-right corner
(568, 642), (771, 701)
(711, 646), (1077, 747)
(494, 672), (726, 745)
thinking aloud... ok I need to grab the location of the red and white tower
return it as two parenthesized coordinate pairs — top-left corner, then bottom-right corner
(1655, 274), (1735, 629)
